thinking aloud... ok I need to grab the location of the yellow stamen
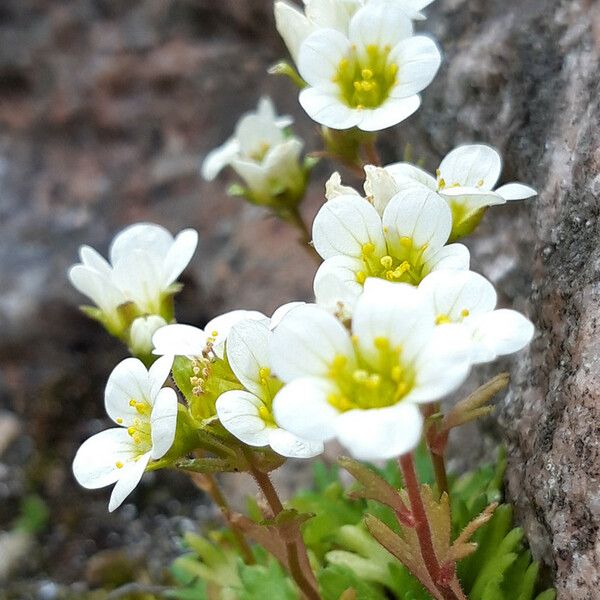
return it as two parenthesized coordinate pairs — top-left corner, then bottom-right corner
(356, 271), (367, 284)
(436, 314), (453, 325)
(461, 309), (470, 318)
(362, 242), (375, 256)
(115, 461), (124, 469)
(116, 418), (123, 424)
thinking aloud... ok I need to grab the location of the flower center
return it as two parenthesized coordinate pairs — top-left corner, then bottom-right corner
(334, 44), (398, 109)
(256, 367), (284, 428)
(325, 337), (415, 412)
(355, 239), (430, 286)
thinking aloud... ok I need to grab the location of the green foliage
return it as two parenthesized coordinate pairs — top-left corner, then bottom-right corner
(14, 494), (49, 534)
(169, 451), (554, 600)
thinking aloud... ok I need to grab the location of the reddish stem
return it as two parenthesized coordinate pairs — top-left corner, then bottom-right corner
(399, 454), (460, 600)
(422, 404), (450, 496)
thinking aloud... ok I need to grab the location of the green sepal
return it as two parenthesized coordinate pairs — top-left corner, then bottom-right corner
(268, 61), (307, 90)
(448, 205), (487, 242)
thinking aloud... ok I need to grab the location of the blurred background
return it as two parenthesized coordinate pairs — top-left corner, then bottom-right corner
(1, 0), (599, 598)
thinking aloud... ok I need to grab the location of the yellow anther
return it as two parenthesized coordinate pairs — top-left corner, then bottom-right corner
(352, 369), (369, 384)
(396, 382), (409, 397)
(391, 365), (403, 382)
(328, 393), (354, 412)
(330, 355), (348, 373)
(361, 68), (373, 80)
(394, 261), (411, 277)
(115, 461), (124, 469)
(438, 178), (447, 190)
(374, 337), (390, 351)
(354, 81), (362, 91)
(116, 418), (123, 424)
(127, 427), (136, 437)
(356, 104), (365, 110)
(362, 242), (375, 255)
(135, 402), (149, 415)
(129, 399), (137, 407)
(461, 309), (470, 318)
(477, 179), (485, 187)
(380, 255), (393, 269)
(133, 435), (141, 445)
(388, 63), (399, 77)
(436, 314), (453, 325)
(258, 404), (273, 424)
(211, 330), (218, 337)
(399, 237), (412, 248)
(356, 271), (367, 284)
(259, 367), (271, 382)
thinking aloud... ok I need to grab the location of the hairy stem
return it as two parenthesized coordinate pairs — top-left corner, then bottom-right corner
(399, 453), (463, 600)
(282, 208), (322, 264)
(422, 404), (450, 497)
(245, 450), (321, 600)
(190, 472), (255, 565)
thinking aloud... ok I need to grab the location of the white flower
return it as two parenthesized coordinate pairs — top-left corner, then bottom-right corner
(201, 97), (307, 206)
(152, 310), (268, 359)
(312, 185), (469, 314)
(72, 356), (177, 511)
(386, 144), (537, 236)
(216, 317), (323, 458)
(418, 270), (535, 364)
(69, 223), (198, 334)
(129, 315), (168, 358)
(275, 0), (436, 63)
(295, 2), (441, 131)
(270, 279), (472, 460)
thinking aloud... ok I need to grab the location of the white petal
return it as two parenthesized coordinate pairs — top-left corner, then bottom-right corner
(353, 278), (434, 366)
(109, 452), (151, 512)
(270, 302), (306, 330)
(111, 250), (164, 313)
(73, 428), (135, 490)
(298, 28), (352, 89)
(356, 96), (421, 132)
(148, 355), (174, 401)
(405, 325), (472, 403)
(349, 3), (413, 54)
(150, 387), (178, 459)
(385, 162), (438, 191)
(261, 138), (304, 180)
(325, 172), (361, 201)
(226, 319), (270, 396)
(273, 377), (339, 441)
(467, 309), (534, 363)
(205, 310), (268, 359)
(152, 324), (207, 357)
(275, 1), (314, 63)
(299, 88), (362, 130)
(68, 265), (125, 315)
(314, 256), (364, 315)
(364, 166), (401, 215)
(495, 182), (537, 201)
(105, 358), (152, 427)
(334, 403), (424, 461)
(312, 195), (385, 260)
(236, 113), (285, 159)
(268, 428), (324, 459)
(161, 229), (198, 287)
(231, 159), (271, 198)
(79, 245), (112, 276)
(389, 36), (442, 98)
(418, 270), (497, 321)
(129, 315), (168, 357)
(270, 305), (354, 381)
(110, 223), (174, 265)
(439, 145), (502, 190)
(426, 243), (470, 273)
(306, 0), (357, 31)
(201, 138), (240, 181)
(440, 186), (506, 210)
(216, 390), (270, 447)
(383, 187), (452, 256)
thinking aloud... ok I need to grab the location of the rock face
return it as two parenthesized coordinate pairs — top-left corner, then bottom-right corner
(402, 1), (600, 598)
(0, 0), (598, 597)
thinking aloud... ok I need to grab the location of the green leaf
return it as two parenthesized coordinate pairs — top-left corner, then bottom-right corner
(237, 559), (299, 600)
(318, 565), (387, 600)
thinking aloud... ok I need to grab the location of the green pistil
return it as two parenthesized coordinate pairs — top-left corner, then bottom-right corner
(326, 338), (415, 412)
(356, 239), (431, 286)
(334, 44), (398, 109)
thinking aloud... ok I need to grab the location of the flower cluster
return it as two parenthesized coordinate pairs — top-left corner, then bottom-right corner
(68, 4), (542, 597)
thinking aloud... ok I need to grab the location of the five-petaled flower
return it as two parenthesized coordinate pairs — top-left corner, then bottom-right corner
(387, 144), (537, 239)
(270, 279), (473, 460)
(72, 356), (178, 511)
(295, 2), (441, 131)
(312, 184), (469, 315)
(216, 317), (324, 458)
(418, 270), (535, 364)
(68, 223), (198, 338)
(201, 97), (308, 208)
(275, 0), (436, 64)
